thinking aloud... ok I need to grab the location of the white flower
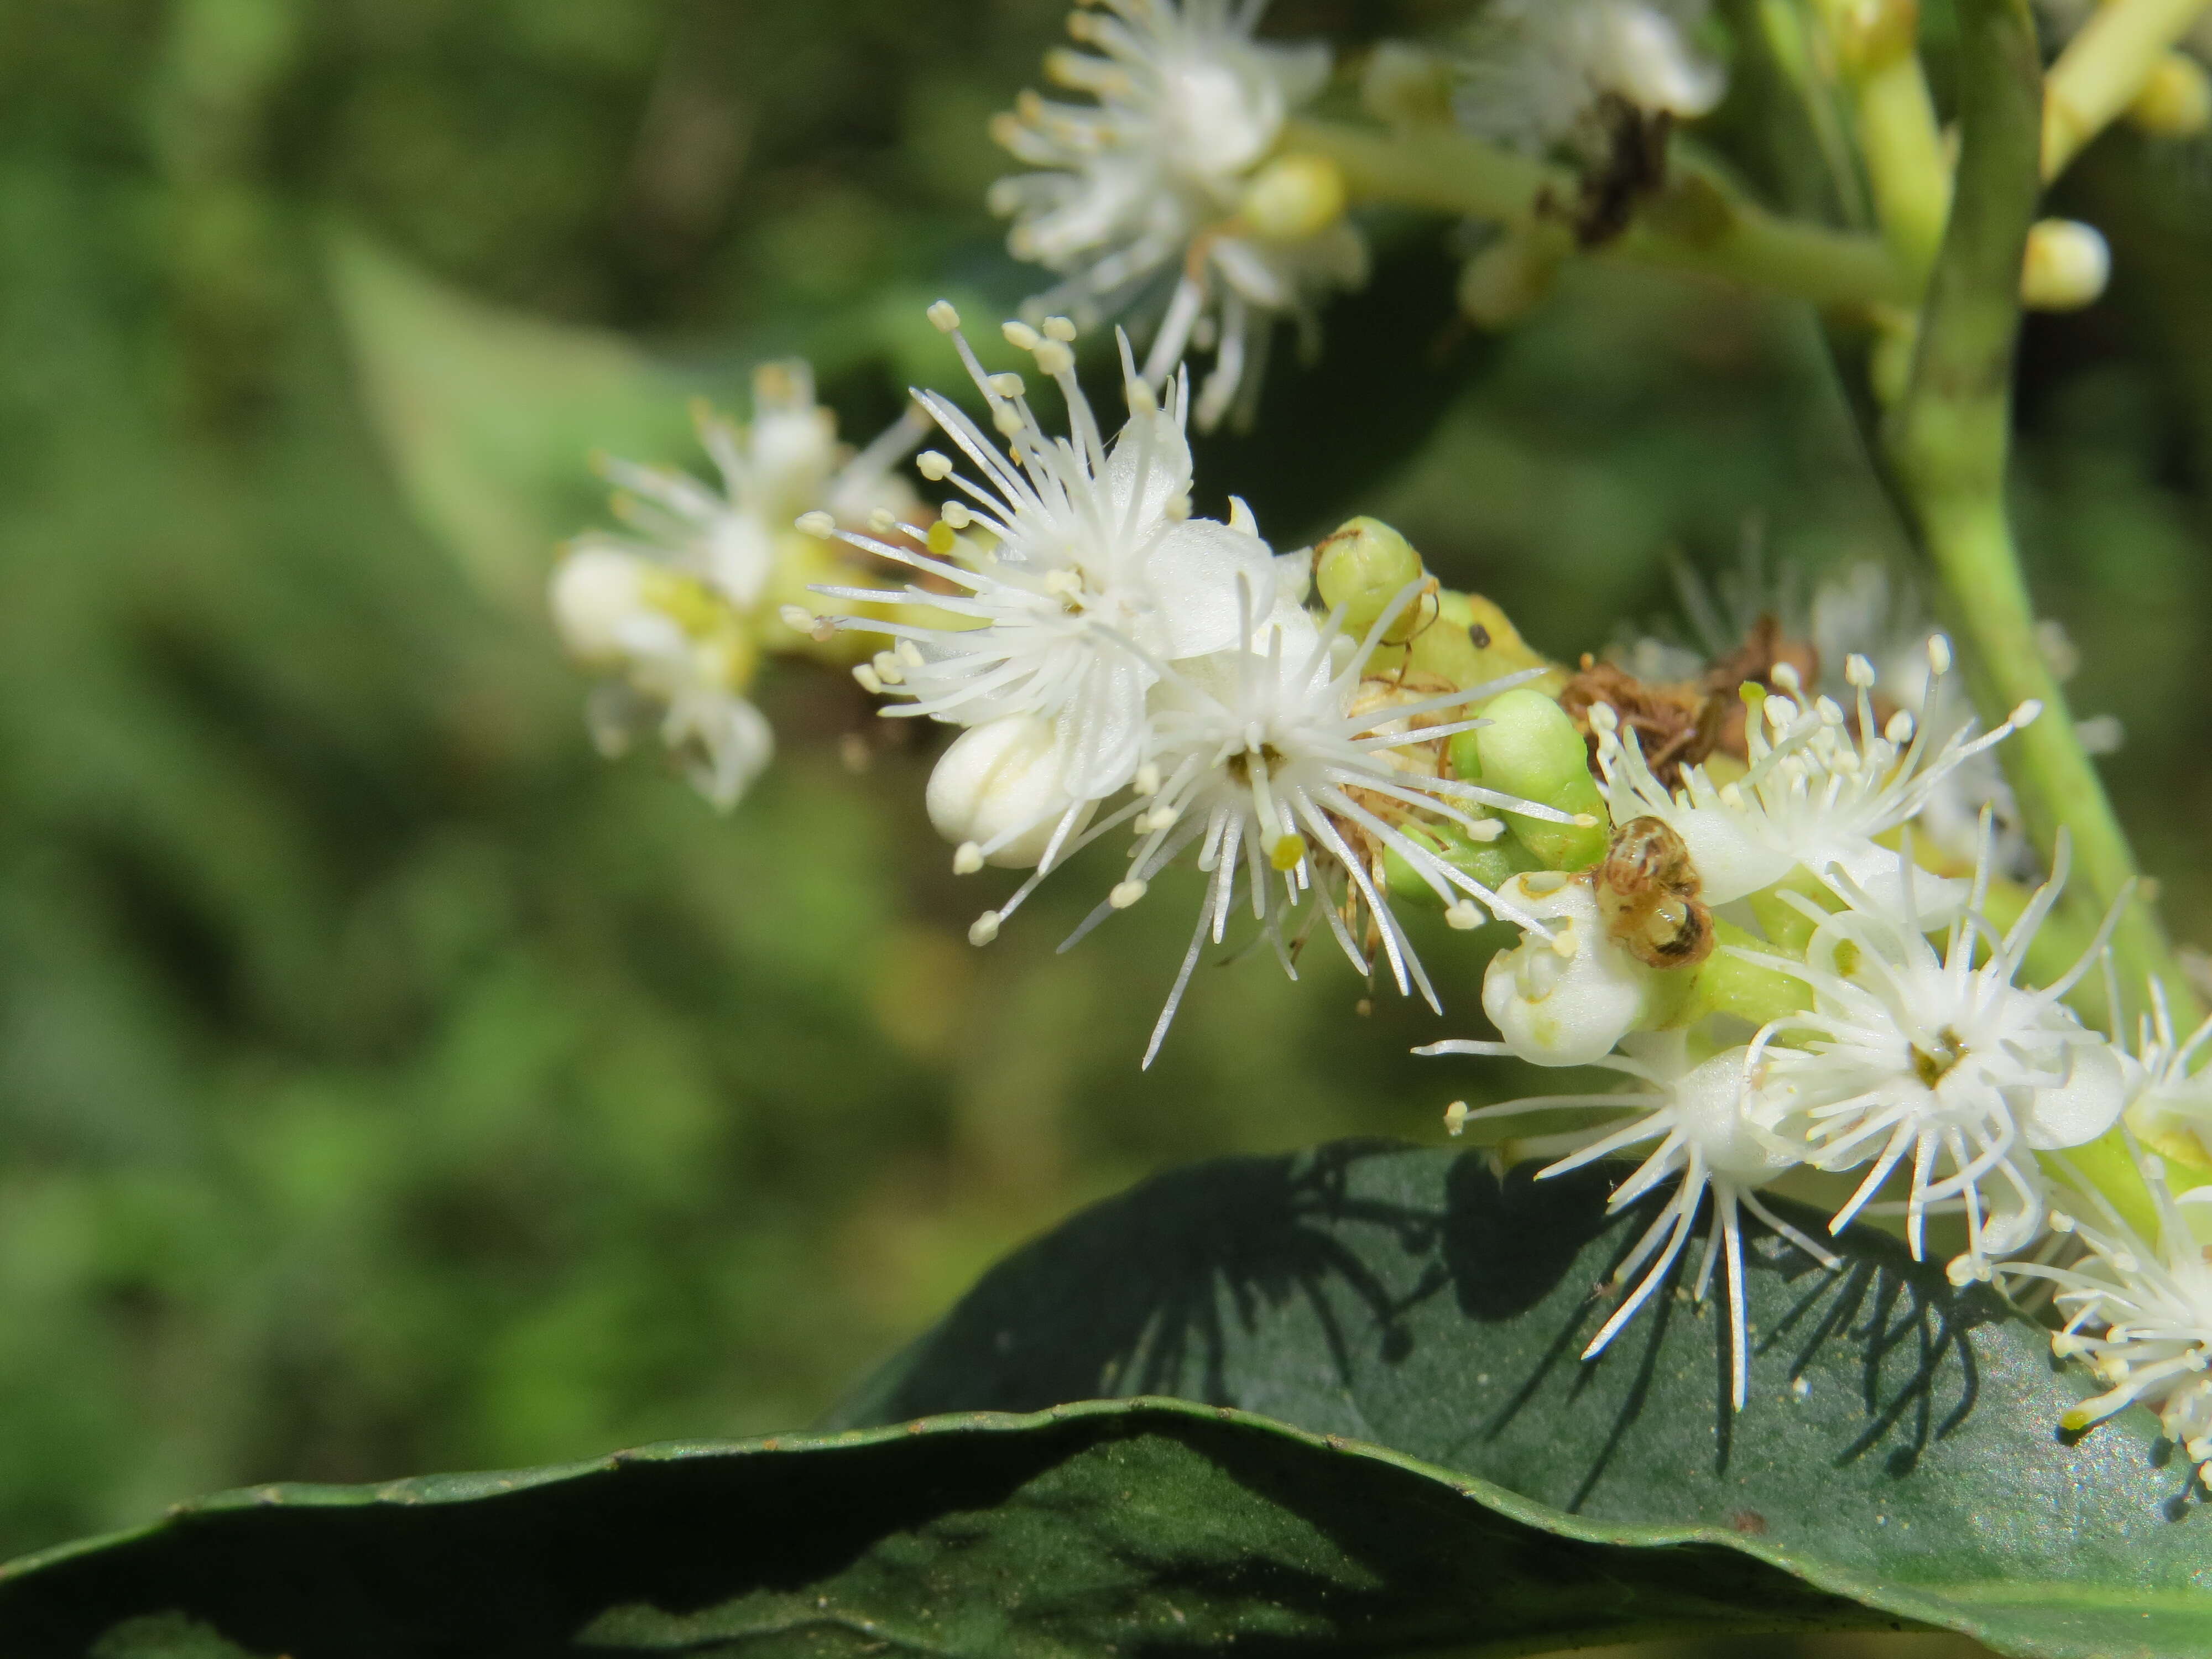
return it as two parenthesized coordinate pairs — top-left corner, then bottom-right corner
(2122, 977), (2212, 1169)
(1421, 1032), (1836, 1410)
(549, 546), (773, 811)
(1745, 832), (2130, 1284)
(2002, 1146), (2212, 1486)
(1078, 588), (1563, 1063)
(1476, 872), (1666, 1067)
(1592, 639), (2039, 910)
(988, 1), (1366, 429)
(594, 361), (922, 608)
(812, 305), (1278, 801)
(1457, 0), (1724, 153)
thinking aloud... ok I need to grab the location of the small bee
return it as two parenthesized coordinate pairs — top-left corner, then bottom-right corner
(1595, 815), (1714, 969)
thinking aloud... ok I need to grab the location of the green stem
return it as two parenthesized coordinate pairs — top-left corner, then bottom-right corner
(2043, 0), (2212, 179)
(1884, 0), (2192, 1008)
(1283, 118), (1917, 309)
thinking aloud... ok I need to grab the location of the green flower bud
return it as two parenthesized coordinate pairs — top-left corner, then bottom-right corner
(1687, 917), (1813, 1029)
(1315, 517), (1425, 640)
(1472, 688), (1609, 871)
(1383, 819), (1538, 909)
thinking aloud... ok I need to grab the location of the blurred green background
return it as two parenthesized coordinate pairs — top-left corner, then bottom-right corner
(2, 9), (2208, 1658)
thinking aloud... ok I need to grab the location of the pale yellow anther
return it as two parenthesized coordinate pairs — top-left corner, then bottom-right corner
(968, 911), (1002, 946)
(1445, 901), (1483, 931)
(1134, 763), (1161, 797)
(989, 372), (1026, 399)
(953, 842), (984, 876)
(1109, 879), (1148, 909)
(1270, 832), (1308, 873)
(993, 405), (1026, 437)
(1042, 316), (1078, 342)
(779, 604), (816, 632)
(940, 501), (973, 529)
(796, 510), (837, 539)
(927, 300), (961, 333)
(917, 450), (954, 481)
(1033, 340), (1076, 378)
(1001, 320), (1042, 351)
(1443, 1100), (1472, 1136)
(868, 507), (899, 533)
(853, 664), (885, 696)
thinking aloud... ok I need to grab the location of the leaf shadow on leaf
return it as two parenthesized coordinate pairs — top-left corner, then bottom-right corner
(837, 1139), (2037, 1528)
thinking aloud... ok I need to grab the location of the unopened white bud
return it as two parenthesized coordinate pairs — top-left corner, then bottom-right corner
(550, 545), (650, 664)
(1482, 876), (1659, 1068)
(926, 713), (1088, 869)
(2022, 220), (2110, 312)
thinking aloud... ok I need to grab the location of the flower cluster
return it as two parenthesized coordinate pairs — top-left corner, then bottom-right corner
(1423, 619), (2160, 1411)
(794, 301), (1582, 1062)
(535, 0), (2212, 1500)
(549, 363), (924, 808)
(989, 0), (1368, 429)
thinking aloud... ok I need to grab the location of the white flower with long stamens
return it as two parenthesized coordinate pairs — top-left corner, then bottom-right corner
(2002, 1146), (2212, 1487)
(2122, 977), (2212, 1170)
(591, 361), (923, 608)
(1592, 639), (2040, 911)
(1420, 1032), (1836, 1410)
(810, 305), (1278, 817)
(960, 581), (1570, 1066)
(989, 1), (1366, 429)
(1744, 829), (2132, 1285)
(550, 547), (773, 811)
(1457, 0), (1725, 153)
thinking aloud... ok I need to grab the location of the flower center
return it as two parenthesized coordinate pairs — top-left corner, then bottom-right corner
(1911, 1026), (1968, 1088)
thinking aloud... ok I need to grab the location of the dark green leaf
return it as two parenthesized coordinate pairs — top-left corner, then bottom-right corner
(832, 1142), (2212, 1658)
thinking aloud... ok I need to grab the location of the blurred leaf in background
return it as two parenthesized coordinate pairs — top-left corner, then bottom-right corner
(0, 32), (2208, 1659)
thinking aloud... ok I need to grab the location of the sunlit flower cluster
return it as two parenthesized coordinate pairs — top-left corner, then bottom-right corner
(989, 0), (1368, 429)
(795, 301), (1575, 1061)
